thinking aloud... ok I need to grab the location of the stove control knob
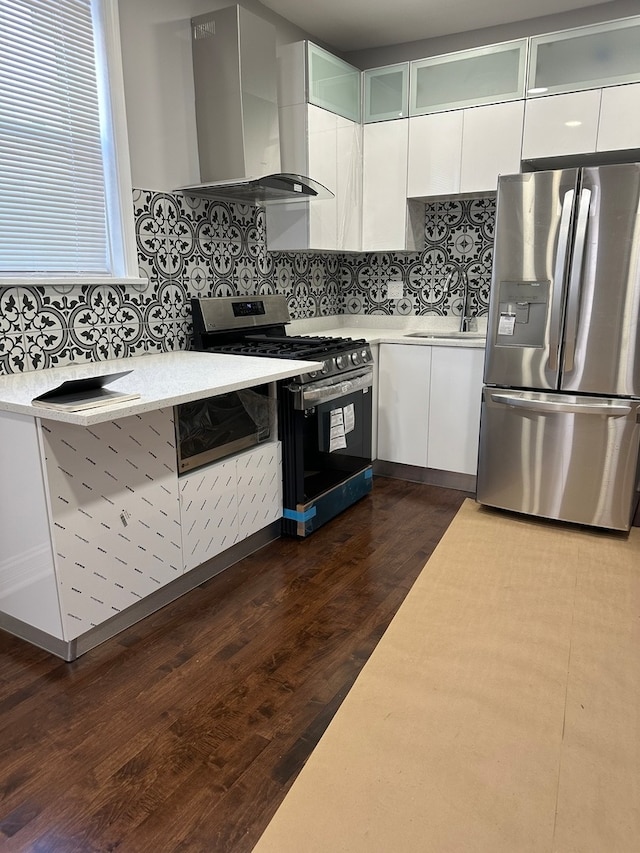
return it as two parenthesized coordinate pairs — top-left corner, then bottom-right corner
(360, 348), (370, 362)
(351, 351), (361, 365)
(321, 361), (330, 374)
(336, 355), (348, 370)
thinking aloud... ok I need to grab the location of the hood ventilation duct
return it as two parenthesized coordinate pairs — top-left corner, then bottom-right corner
(178, 5), (333, 206)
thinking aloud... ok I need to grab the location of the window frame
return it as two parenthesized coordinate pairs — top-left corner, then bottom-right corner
(0, 0), (139, 286)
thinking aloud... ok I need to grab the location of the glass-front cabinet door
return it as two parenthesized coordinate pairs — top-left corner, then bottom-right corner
(409, 39), (528, 115)
(363, 63), (409, 122)
(528, 17), (640, 97)
(306, 42), (361, 122)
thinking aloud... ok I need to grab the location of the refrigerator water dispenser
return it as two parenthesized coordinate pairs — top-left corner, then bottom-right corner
(495, 280), (549, 347)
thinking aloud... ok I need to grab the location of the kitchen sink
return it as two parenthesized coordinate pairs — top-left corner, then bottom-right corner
(404, 331), (486, 342)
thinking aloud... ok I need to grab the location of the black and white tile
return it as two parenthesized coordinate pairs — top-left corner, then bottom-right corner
(341, 197), (496, 317)
(0, 190), (496, 374)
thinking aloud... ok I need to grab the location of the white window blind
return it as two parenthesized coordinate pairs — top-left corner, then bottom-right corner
(0, 0), (113, 275)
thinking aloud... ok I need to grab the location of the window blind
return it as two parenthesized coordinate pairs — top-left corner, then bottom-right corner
(0, 0), (111, 275)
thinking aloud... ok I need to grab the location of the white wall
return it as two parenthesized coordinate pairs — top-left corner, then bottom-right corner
(118, 0), (312, 191)
(344, 0), (639, 68)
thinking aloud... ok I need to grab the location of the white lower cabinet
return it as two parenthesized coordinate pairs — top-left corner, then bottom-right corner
(377, 343), (484, 475)
(180, 442), (282, 572)
(377, 344), (431, 467)
(369, 343), (380, 460)
(42, 409), (183, 640)
(179, 457), (239, 572)
(0, 404), (283, 647)
(427, 346), (485, 475)
(236, 442), (283, 538)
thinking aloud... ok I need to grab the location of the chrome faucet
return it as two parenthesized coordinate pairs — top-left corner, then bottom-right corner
(444, 264), (478, 333)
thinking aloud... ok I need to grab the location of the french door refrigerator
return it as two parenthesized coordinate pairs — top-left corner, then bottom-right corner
(476, 164), (640, 531)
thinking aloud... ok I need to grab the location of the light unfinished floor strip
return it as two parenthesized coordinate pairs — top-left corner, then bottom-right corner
(253, 499), (640, 853)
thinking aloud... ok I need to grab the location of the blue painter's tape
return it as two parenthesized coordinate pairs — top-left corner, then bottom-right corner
(283, 506), (317, 522)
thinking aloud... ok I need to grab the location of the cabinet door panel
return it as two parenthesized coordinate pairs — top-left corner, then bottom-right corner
(377, 344), (431, 467)
(336, 116), (362, 251)
(460, 101), (524, 194)
(597, 83), (640, 152)
(428, 347), (484, 475)
(180, 458), (239, 573)
(308, 104), (338, 249)
(236, 442), (282, 539)
(0, 412), (62, 638)
(408, 112), (463, 198)
(362, 120), (410, 250)
(43, 409), (182, 640)
(521, 90), (600, 159)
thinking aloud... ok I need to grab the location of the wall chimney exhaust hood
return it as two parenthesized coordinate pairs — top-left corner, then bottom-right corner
(178, 5), (333, 206)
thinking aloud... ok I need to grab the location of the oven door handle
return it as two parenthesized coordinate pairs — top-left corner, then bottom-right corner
(290, 366), (373, 410)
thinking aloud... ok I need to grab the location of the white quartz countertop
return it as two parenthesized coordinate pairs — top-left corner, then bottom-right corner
(287, 317), (487, 348)
(0, 351), (321, 426)
(301, 327), (486, 346)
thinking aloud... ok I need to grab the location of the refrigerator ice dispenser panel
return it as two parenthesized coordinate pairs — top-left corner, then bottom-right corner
(495, 280), (549, 348)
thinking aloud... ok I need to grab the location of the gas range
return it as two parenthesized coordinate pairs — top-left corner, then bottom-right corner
(191, 297), (372, 382)
(206, 334), (372, 383)
(190, 295), (374, 539)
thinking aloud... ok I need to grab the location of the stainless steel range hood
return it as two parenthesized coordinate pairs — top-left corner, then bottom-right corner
(179, 5), (333, 206)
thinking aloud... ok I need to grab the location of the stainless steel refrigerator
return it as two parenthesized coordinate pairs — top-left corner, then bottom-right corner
(476, 164), (640, 531)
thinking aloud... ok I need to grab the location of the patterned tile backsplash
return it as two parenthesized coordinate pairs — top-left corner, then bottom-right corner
(0, 190), (495, 374)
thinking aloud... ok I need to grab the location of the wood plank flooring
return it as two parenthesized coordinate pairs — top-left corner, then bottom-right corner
(0, 477), (467, 852)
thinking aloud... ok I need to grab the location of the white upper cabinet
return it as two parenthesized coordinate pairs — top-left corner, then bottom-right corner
(362, 119), (424, 251)
(363, 63), (409, 122)
(408, 101), (524, 198)
(266, 103), (362, 251)
(597, 82), (640, 151)
(527, 17), (640, 98)
(459, 101), (524, 193)
(410, 39), (528, 115)
(522, 89), (601, 159)
(407, 110), (464, 197)
(307, 42), (361, 122)
(267, 42), (362, 251)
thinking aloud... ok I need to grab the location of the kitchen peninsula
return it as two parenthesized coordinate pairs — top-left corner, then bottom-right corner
(0, 351), (319, 661)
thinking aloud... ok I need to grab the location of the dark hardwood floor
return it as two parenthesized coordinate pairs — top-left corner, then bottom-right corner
(0, 476), (468, 852)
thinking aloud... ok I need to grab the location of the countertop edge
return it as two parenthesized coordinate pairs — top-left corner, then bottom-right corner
(0, 352), (322, 425)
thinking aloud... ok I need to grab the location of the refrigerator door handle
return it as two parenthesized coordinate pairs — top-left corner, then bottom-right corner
(563, 187), (592, 373)
(490, 392), (632, 417)
(548, 189), (575, 371)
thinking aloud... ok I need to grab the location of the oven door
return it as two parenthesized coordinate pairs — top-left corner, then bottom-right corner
(281, 367), (373, 536)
